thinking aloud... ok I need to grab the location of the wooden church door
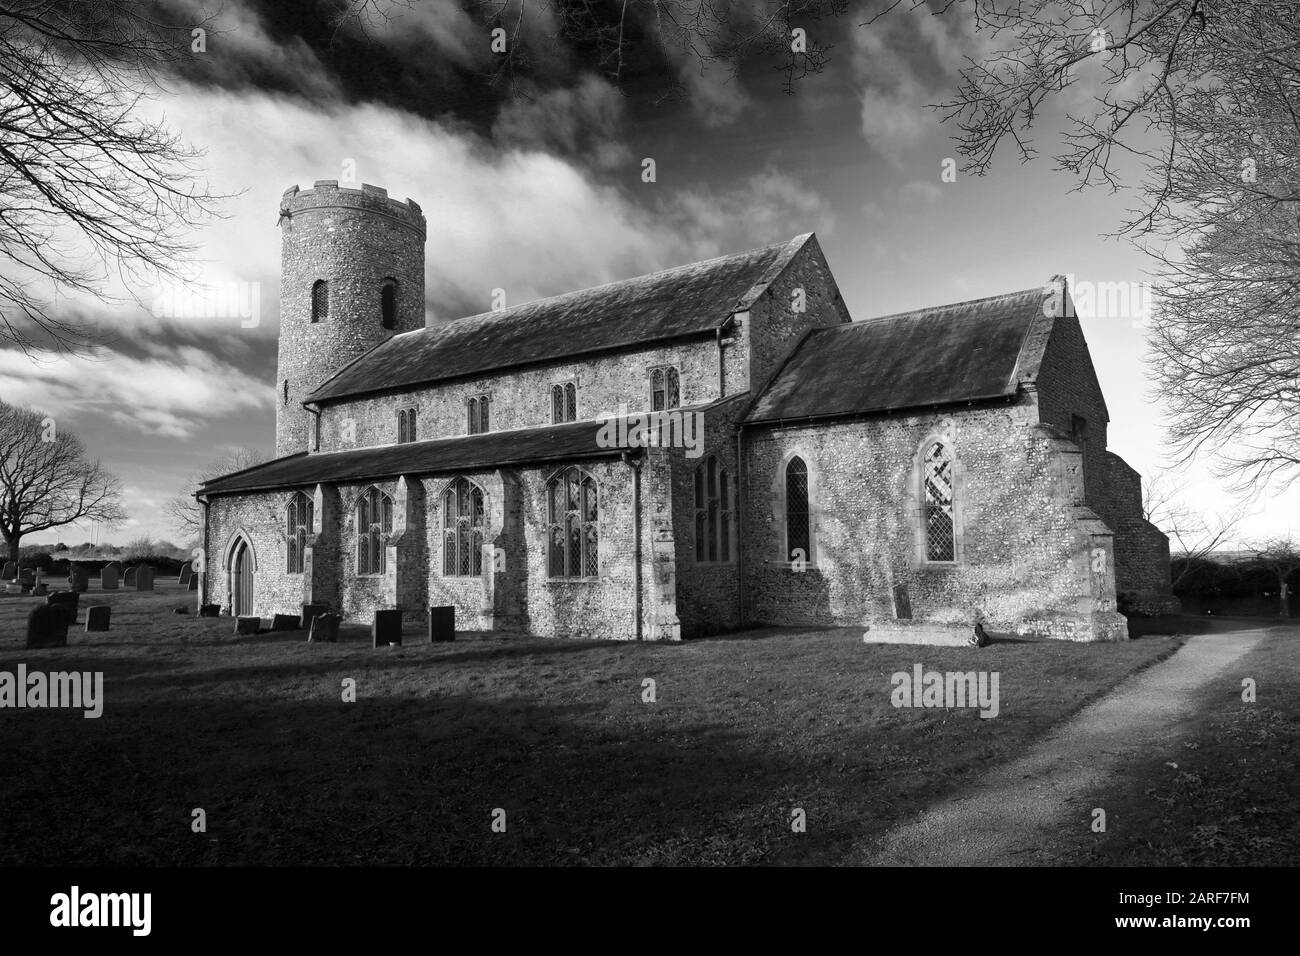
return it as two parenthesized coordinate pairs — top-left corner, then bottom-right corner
(233, 540), (254, 616)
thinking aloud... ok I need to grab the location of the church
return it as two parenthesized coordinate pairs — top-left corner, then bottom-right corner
(196, 180), (1177, 642)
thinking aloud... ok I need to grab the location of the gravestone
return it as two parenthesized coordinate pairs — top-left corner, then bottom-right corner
(271, 613), (299, 631)
(68, 566), (88, 593)
(124, 566), (138, 587)
(173, 607), (189, 615)
(100, 565), (119, 589)
(234, 616), (260, 635)
(301, 603), (329, 630)
(177, 562), (192, 585)
(2, 560), (16, 579)
(199, 603), (220, 618)
(26, 604), (69, 648)
(46, 591), (79, 624)
(308, 613), (340, 643)
(31, 583), (48, 596)
(892, 584), (913, 621)
(136, 566), (155, 591)
(429, 605), (455, 643)
(187, 575), (199, 591)
(85, 605), (111, 632)
(373, 609), (402, 647)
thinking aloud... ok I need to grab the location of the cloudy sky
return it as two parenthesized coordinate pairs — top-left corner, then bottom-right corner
(5, 0), (1295, 547)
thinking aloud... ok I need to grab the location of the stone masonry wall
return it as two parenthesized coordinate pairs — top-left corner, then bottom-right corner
(315, 339), (724, 452)
(741, 398), (1125, 639)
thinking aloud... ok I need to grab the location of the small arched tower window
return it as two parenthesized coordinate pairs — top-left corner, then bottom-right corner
(286, 492), (313, 574)
(785, 456), (810, 563)
(311, 279), (328, 323)
(443, 477), (486, 577)
(564, 382), (577, 421)
(381, 277), (398, 330)
(922, 442), (956, 562)
(468, 397), (479, 435)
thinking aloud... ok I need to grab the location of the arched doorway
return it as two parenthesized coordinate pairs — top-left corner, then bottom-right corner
(232, 538), (254, 616)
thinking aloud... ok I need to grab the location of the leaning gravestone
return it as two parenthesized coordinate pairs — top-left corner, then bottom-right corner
(187, 575), (199, 591)
(300, 603), (329, 630)
(2, 560), (16, 580)
(177, 562), (192, 585)
(271, 614), (300, 631)
(199, 604), (221, 618)
(68, 566), (89, 593)
(46, 590), (79, 624)
(85, 605), (111, 632)
(136, 566), (155, 591)
(429, 605), (456, 643)
(373, 609), (402, 647)
(100, 565), (119, 589)
(124, 566), (138, 587)
(234, 616), (260, 635)
(27, 604), (70, 648)
(308, 613), (340, 643)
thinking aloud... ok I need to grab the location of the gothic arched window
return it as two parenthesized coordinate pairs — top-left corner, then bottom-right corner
(546, 466), (598, 578)
(356, 486), (393, 576)
(467, 397), (479, 435)
(551, 383), (577, 423)
(443, 478), (485, 577)
(785, 456), (810, 563)
(694, 456), (731, 563)
(381, 278), (397, 330)
(311, 279), (328, 323)
(922, 442), (956, 562)
(650, 366), (681, 411)
(286, 492), (313, 574)
(564, 382), (577, 421)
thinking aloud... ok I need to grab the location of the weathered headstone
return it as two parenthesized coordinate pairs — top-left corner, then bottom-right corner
(136, 566), (155, 591)
(46, 590), (79, 623)
(308, 612), (340, 643)
(26, 604), (69, 648)
(892, 584), (913, 621)
(177, 562), (192, 584)
(199, 603), (220, 618)
(271, 613), (299, 631)
(234, 616), (260, 635)
(85, 605), (111, 632)
(31, 583), (48, 596)
(100, 565), (119, 589)
(374, 609), (402, 647)
(429, 605), (455, 643)
(124, 566), (138, 587)
(1, 560), (16, 579)
(68, 566), (88, 593)
(187, 575), (199, 591)
(301, 602), (329, 630)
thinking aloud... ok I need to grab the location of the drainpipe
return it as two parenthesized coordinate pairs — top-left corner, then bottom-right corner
(622, 451), (643, 640)
(735, 423), (746, 627)
(198, 492), (210, 608)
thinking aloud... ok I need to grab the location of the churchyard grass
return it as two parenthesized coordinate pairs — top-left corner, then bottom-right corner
(1, 584), (1184, 865)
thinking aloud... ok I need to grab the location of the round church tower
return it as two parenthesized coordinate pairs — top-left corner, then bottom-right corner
(275, 181), (426, 457)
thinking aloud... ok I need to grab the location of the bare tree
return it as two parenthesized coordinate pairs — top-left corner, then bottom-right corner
(0, 0), (224, 359)
(1142, 470), (1248, 585)
(164, 446), (267, 545)
(863, 1), (1300, 493)
(0, 399), (126, 563)
(1245, 537), (1300, 618)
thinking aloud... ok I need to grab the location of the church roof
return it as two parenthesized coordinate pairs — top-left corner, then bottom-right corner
(744, 286), (1054, 424)
(307, 234), (815, 404)
(197, 399), (740, 496)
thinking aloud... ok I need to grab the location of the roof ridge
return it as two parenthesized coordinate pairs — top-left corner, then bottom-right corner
(425, 234), (809, 336)
(860, 285), (1043, 324)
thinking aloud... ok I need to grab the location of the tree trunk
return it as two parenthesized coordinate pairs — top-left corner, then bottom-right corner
(1281, 575), (1292, 618)
(4, 532), (18, 566)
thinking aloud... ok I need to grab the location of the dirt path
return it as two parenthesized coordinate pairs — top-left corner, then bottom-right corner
(860, 624), (1273, 866)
